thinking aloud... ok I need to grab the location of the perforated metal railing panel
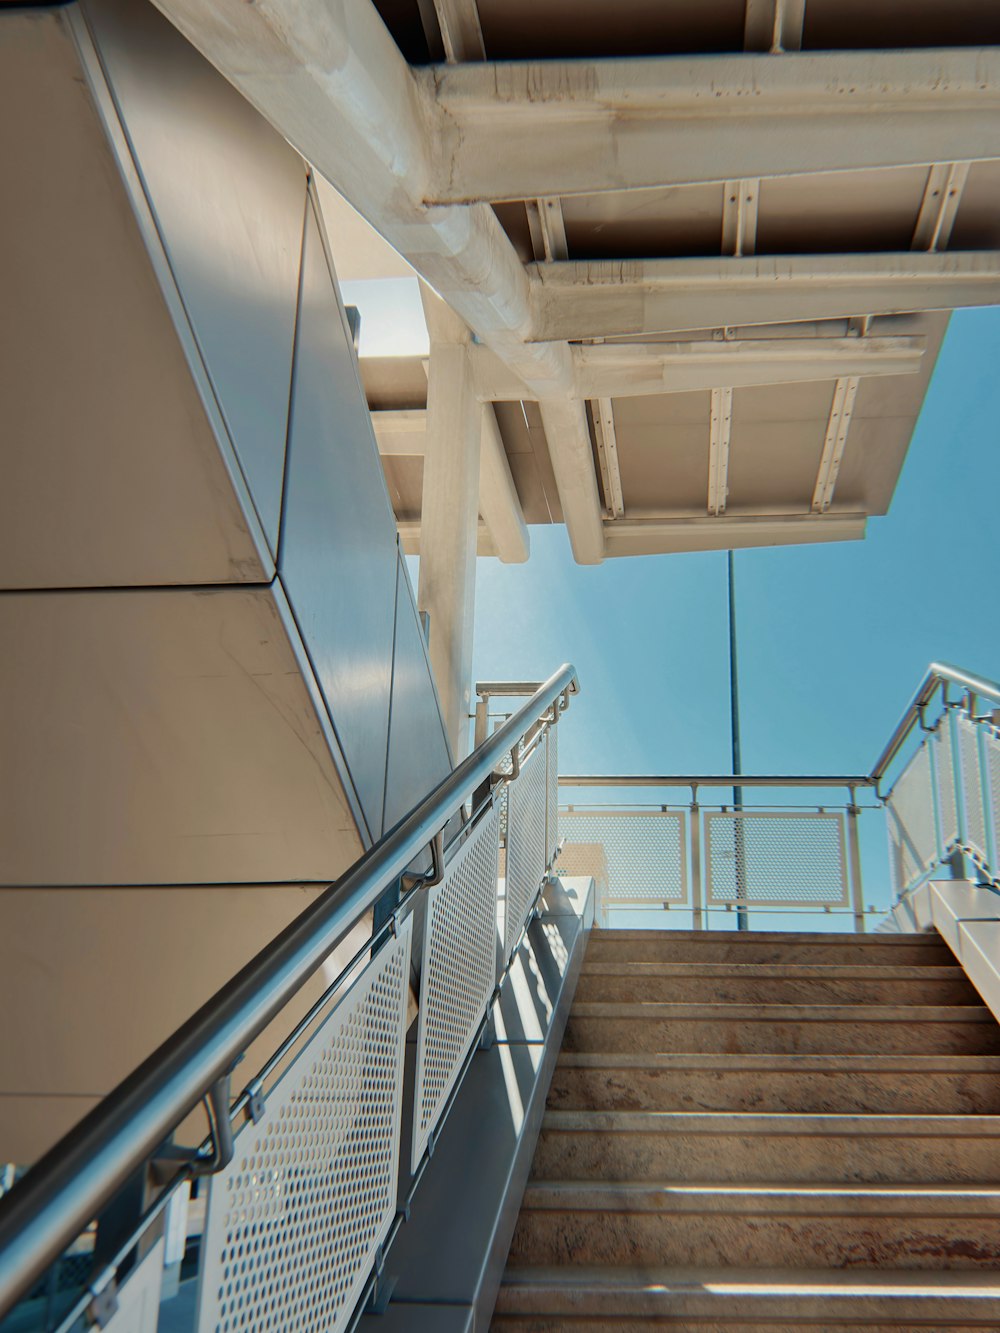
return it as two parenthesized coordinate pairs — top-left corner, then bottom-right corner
(935, 719), (959, 853)
(959, 714), (989, 867)
(887, 739), (937, 894)
(556, 810), (688, 906)
(704, 811), (849, 907)
(504, 743), (547, 960)
(197, 918), (412, 1333)
(987, 727), (1000, 871)
(545, 725), (559, 867)
(412, 805), (499, 1171)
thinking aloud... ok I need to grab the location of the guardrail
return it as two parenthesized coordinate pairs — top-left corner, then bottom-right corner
(877, 663), (1000, 898)
(556, 776), (874, 932)
(0, 665), (577, 1331)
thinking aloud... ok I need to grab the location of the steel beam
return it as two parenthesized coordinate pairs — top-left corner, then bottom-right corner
(603, 512), (866, 557)
(811, 376), (860, 514)
(530, 252), (1000, 340)
(425, 50), (1000, 202)
(707, 388), (734, 516)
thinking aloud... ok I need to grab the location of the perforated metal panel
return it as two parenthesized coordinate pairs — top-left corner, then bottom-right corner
(556, 810), (688, 905)
(504, 743), (547, 959)
(197, 918), (412, 1333)
(986, 726), (1000, 879)
(412, 805), (499, 1171)
(704, 811), (848, 908)
(958, 714), (989, 866)
(886, 739), (938, 893)
(545, 725), (559, 866)
(935, 718), (959, 853)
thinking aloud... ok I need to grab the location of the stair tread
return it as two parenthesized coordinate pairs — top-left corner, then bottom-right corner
(581, 961), (968, 979)
(520, 1181), (1000, 1216)
(501, 1263), (1000, 1293)
(555, 1052), (1000, 1070)
(570, 1001), (992, 1020)
(541, 1110), (1000, 1136)
(588, 930), (947, 945)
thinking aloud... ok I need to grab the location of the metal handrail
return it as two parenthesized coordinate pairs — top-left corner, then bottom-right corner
(0, 663), (578, 1319)
(560, 775), (873, 789)
(870, 661), (1000, 787)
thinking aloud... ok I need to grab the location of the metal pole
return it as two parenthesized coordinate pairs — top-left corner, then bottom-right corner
(846, 785), (866, 934)
(728, 551), (748, 930)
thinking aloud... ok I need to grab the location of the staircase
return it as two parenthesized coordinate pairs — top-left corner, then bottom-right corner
(494, 928), (1000, 1329)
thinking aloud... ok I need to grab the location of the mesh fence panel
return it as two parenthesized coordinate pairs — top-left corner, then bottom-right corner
(556, 811), (688, 905)
(886, 740), (937, 894)
(504, 743), (547, 959)
(958, 714), (989, 866)
(197, 919), (412, 1333)
(412, 806), (499, 1170)
(704, 811), (848, 907)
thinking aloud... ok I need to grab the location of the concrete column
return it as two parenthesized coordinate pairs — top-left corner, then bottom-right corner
(418, 288), (481, 759)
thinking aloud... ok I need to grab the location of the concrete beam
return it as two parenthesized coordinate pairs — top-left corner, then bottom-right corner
(425, 49), (1000, 202)
(417, 309), (481, 758)
(151, 0), (604, 564)
(471, 337), (925, 401)
(530, 253), (1000, 340)
(603, 513), (867, 557)
(397, 519), (495, 558)
(374, 409), (529, 564)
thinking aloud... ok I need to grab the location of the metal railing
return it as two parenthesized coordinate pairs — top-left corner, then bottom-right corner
(551, 662), (1000, 935)
(556, 776), (873, 932)
(0, 665), (577, 1331)
(875, 663), (1000, 898)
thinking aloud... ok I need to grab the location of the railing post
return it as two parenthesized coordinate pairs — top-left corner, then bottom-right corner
(690, 784), (704, 931)
(846, 785), (866, 935)
(473, 694), (489, 749)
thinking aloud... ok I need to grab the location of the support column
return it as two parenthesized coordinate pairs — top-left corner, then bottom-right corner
(418, 288), (482, 759)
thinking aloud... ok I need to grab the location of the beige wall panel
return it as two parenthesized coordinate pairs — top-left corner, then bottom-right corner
(0, 588), (364, 886)
(0, 11), (271, 589)
(0, 886), (373, 1163)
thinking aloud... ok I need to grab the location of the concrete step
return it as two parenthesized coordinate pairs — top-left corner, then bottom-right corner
(548, 1052), (1000, 1115)
(506, 1182), (1000, 1271)
(585, 930), (952, 967)
(563, 1003), (1000, 1056)
(531, 1111), (1000, 1184)
(493, 1265), (1000, 1329)
(575, 961), (978, 1006)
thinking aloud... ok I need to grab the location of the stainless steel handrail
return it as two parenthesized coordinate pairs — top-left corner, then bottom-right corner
(0, 663), (578, 1318)
(870, 661), (1000, 786)
(560, 775), (873, 788)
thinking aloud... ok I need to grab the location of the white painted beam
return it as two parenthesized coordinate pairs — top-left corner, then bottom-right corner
(398, 519), (496, 558)
(593, 399), (624, 518)
(721, 180), (759, 258)
(151, 0), (605, 564)
(417, 296), (481, 757)
(707, 388), (734, 516)
(468, 337), (925, 400)
(570, 336), (924, 397)
(604, 512), (866, 558)
(372, 409), (530, 563)
(371, 409), (428, 456)
(431, 0), (484, 63)
(812, 376), (860, 513)
(912, 162), (972, 252)
(424, 50), (1000, 201)
(530, 252), (1000, 340)
(744, 0), (805, 52)
(479, 406), (530, 562)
